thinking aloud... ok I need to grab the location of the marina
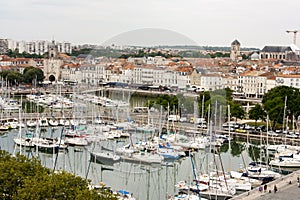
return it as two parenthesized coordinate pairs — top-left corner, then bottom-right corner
(1, 90), (300, 199)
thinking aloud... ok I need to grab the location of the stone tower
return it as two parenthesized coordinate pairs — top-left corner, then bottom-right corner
(230, 39), (241, 61)
(44, 40), (63, 82)
(48, 40), (58, 59)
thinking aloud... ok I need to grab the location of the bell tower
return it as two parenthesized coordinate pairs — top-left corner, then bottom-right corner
(230, 39), (241, 61)
(48, 40), (58, 59)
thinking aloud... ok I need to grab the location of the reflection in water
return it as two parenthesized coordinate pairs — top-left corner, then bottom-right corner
(1, 127), (261, 200)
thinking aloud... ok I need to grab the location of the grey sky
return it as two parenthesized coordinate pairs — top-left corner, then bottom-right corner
(1, 0), (299, 48)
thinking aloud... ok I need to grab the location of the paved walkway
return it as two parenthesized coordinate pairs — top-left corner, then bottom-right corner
(231, 170), (300, 200)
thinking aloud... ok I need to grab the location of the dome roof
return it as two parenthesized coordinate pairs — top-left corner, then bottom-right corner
(251, 52), (259, 60)
(231, 40), (240, 46)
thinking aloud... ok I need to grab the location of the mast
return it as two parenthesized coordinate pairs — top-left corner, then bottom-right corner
(283, 96), (287, 145)
(266, 115), (269, 166)
(201, 94), (205, 130)
(18, 107), (22, 155)
(190, 152), (201, 200)
(193, 100), (197, 141)
(228, 105), (231, 151)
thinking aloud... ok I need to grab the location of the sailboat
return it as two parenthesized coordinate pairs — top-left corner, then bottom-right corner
(49, 117), (59, 126)
(90, 150), (121, 166)
(243, 122), (281, 183)
(89, 140), (121, 166)
(269, 150), (300, 168)
(38, 116), (49, 127)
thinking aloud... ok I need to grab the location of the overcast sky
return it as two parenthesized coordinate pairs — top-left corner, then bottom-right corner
(1, 0), (300, 48)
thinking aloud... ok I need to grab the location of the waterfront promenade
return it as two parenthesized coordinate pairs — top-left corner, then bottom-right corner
(232, 170), (300, 200)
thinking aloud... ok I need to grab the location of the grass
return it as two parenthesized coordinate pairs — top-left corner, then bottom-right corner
(245, 121), (267, 127)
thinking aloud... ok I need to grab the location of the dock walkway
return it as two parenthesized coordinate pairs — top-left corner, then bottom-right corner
(232, 170), (300, 200)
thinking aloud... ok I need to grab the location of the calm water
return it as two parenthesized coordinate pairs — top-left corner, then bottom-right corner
(1, 91), (263, 200)
(0, 126), (257, 200)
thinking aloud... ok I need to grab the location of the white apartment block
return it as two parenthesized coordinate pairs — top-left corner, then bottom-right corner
(238, 75), (258, 98)
(225, 76), (238, 92)
(127, 56), (170, 66)
(275, 75), (300, 89)
(266, 77), (276, 92)
(200, 74), (224, 91)
(177, 71), (190, 89)
(80, 64), (106, 85)
(0, 39), (72, 55)
(238, 71), (271, 98)
(120, 68), (133, 84)
(161, 70), (178, 87)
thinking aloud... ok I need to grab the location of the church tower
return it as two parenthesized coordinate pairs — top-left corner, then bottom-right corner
(44, 40), (63, 82)
(230, 39), (241, 61)
(48, 40), (58, 59)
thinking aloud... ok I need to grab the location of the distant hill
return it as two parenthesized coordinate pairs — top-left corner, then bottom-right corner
(155, 45), (260, 51)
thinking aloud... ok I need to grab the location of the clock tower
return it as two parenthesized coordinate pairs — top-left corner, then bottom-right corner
(43, 40), (63, 82)
(48, 40), (58, 59)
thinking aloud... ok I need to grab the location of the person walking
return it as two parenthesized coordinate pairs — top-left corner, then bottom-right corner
(264, 184), (267, 192)
(274, 185), (277, 193)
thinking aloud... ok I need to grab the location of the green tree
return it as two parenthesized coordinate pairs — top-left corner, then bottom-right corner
(249, 104), (266, 126)
(0, 70), (22, 85)
(16, 171), (116, 200)
(0, 151), (117, 200)
(262, 86), (300, 128)
(155, 94), (178, 113)
(230, 103), (245, 121)
(23, 67), (44, 83)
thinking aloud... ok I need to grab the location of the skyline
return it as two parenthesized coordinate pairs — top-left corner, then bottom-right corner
(1, 0), (300, 48)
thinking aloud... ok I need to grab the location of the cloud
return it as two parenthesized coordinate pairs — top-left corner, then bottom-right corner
(1, 0), (300, 47)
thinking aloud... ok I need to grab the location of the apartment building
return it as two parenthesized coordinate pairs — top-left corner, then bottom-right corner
(275, 74), (300, 89)
(200, 74), (224, 91)
(0, 39), (72, 55)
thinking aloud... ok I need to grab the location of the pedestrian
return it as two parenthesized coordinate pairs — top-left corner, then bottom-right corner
(259, 186), (263, 192)
(264, 184), (267, 192)
(274, 185), (277, 193)
(297, 176), (299, 183)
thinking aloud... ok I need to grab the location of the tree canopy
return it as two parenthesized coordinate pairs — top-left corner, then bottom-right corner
(0, 67), (44, 85)
(262, 86), (300, 128)
(0, 70), (23, 85)
(154, 94), (179, 113)
(248, 104), (266, 125)
(6, 49), (44, 58)
(230, 102), (245, 121)
(23, 66), (44, 83)
(0, 151), (117, 200)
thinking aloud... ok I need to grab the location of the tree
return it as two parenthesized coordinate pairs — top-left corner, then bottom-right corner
(155, 94), (178, 113)
(0, 70), (22, 85)
(262, 86), (300, 128)
(249, 104), (266, 126)
(0, 151), (117, 200)
(23, 67), (44, 83)
(16, 171), (117, 200)
(230, 103), (245, 121)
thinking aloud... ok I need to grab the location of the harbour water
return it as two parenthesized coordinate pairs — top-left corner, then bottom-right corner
(0, 126), (258, 200)
(0, 90), (293, 200)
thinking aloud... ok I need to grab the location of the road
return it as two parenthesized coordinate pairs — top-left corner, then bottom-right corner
(232, 170), (300, 200)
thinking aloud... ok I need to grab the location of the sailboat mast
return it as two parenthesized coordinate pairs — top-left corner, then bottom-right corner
(283, 96), (287, 145)
(190, 153), (201, 200)
(228, 105), (231, 151)
(18, 107), (22, 155)
(266, 115), (269, 165)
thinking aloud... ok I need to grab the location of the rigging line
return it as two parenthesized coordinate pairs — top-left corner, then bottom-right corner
(53, 126), (64, 172)
(190, 151), (201, 200)
(217, 147), (229, 192)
